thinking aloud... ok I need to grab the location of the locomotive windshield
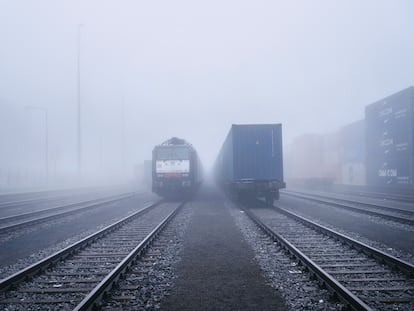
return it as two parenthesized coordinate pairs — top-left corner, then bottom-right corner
(156, 147), (190, 160)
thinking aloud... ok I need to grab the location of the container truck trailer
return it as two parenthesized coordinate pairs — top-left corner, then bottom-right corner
(215, 124), (285, 204)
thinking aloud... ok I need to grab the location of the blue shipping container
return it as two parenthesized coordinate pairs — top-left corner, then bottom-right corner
(216, 124), (285, 203)
(365, 86), (414, 188)
(339, 119), (365, 163)
(366, 157), (413, 187)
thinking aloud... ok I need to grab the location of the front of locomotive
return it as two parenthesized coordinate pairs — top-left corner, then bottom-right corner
(152, 138), (194, 198)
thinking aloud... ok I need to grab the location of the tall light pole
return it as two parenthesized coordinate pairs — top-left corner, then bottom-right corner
(77, 24), (84, 179)
(25, 106), (49, 185)
(122, 98), (126, 179)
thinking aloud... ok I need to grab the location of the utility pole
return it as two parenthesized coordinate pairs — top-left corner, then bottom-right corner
(100, 135), (103, 171)
(122, 98), (126, 179)
(77, 24), (84, 180)
(45, 109), (49, 185)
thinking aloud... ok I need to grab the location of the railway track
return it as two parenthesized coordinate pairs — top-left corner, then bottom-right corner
(242, 201), (414, 310)
(0, 192), (136, 234)
(0, 186), (133, 213)
(0, 193), (81, 210)
(339, 189), (414, 203)
(0, 189), (69, 205)
(282, 190), (414, 226)
(0, 200), (184, 310)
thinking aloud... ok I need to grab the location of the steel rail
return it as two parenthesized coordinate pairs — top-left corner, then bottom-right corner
(0, 193), (136, 234)
(283, 190), (414, 226)
(0, 186), (133, 208)
(284, 189), (414, 214)
(0, 189), (97, 208)
(73, 201), (184, 311)
(340, 189), (414, 203)
(0, 190), (66, 206)
(0, 192), (135, 225)
(242, 207), (373, 311)
(0, 195), (68, 209)
(0, 201), (160, 291)
(243, 198), (414, 310)
(272, 203), (414, 275)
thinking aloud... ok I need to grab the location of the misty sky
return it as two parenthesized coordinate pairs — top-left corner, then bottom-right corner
(1, 0), (414, 179)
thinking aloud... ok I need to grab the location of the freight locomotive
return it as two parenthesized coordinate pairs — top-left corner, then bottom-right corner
(152, 137), (202, 198)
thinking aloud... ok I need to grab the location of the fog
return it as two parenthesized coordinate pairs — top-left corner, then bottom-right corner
(1, 1), (413, 189)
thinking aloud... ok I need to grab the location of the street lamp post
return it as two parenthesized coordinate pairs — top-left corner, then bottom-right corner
(122, 99), (126, 179)
(77, 23), (84, 179)
(25, 106), (49, 185)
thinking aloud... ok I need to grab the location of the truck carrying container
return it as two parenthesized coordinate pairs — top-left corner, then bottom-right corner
(365, 86), (414, 188)
(215, 124), (285, 204)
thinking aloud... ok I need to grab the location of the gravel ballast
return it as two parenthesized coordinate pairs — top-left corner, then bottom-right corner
(102, 202), (194, 310)
(0, 193), (158, 279)
(278, 195), (414, 264)
(160, 186), (288, 311)
(228, 201), (344, 311)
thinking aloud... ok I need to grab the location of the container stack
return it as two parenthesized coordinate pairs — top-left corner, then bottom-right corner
(365, 86), (414, 189)
(339, 120), (366, 186)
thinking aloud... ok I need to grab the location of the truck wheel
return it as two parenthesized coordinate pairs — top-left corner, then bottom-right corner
(274, 190), (280, 201)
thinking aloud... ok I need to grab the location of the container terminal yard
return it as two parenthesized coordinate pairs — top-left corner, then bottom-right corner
(1, 107), (414, 310)
(1, 2), (414, 310)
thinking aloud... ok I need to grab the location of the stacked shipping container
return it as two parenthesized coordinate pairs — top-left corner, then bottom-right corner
(284, 132), (341, 186)
(285, 86), (413, 192)
(339, 120), (366, 186)
(365, 86), (414, 188)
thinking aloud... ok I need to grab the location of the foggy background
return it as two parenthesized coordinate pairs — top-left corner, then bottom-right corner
(1, 0), (414, 188)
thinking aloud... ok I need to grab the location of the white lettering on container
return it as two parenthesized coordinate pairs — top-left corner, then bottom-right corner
(380, 138), (393, 146)
(394, 108), (407, 119)
(378, 169), (397, 177)
(379, 107), (392, 117)
(396, 142), (408, 151)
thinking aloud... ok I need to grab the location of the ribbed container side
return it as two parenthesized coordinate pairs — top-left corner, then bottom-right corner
(340, 119), (365, 163)
(341, 162), (366, 186)
(365, 87), (414, 188)
(366, 156), (413, 187)
(232, 124), (284, 182)
(217, 128), (235, 182)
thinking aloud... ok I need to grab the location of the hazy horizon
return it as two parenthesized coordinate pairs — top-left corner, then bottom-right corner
(1, 0), (413, 187)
